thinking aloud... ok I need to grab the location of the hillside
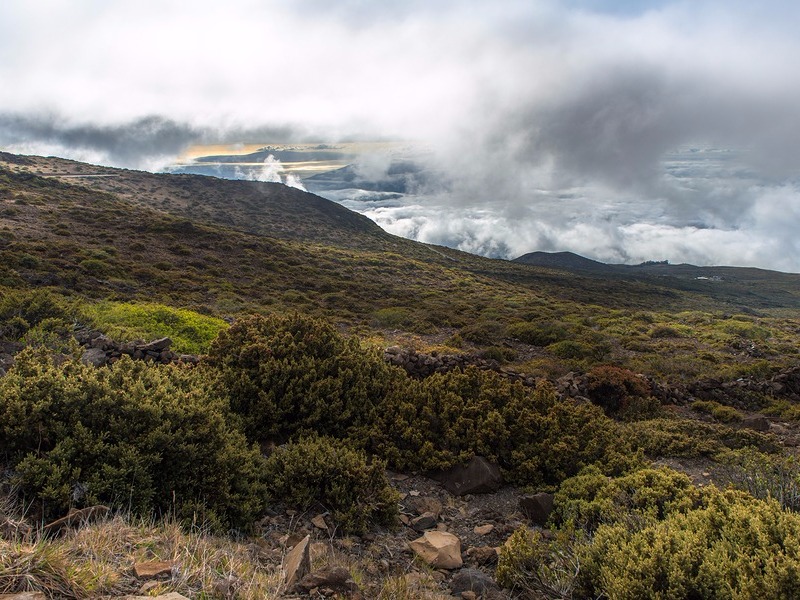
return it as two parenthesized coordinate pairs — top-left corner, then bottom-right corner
(3, 152), (800, 598)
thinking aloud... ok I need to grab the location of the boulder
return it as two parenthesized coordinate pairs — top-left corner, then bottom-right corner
(137, 337), (172, 352)
(81, 347), (108, 367)
(519, 492), (554, 526)
(450, 568), (499, 597)
(408, 531), (463, 569)
(282, 534), (311, 588)
(435, 456), (502, 495)
(741, 415), (770, 432)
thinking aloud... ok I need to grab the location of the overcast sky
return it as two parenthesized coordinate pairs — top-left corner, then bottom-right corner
(2, 0), (800, 271)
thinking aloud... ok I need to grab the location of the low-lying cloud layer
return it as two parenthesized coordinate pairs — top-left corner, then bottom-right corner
(2, 0), (800, 270)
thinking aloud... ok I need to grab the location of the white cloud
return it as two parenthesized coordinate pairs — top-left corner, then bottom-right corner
(2, 0), (800, 270)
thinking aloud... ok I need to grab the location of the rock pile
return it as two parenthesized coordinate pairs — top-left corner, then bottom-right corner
(74, 328), (199, 367)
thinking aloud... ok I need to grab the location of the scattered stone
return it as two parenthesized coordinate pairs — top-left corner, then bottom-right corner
(133, 560), (173, 579)
(311, 514), (328, 531)
(466, 545), (499, 565)
(435, 456), (502, 496)
(451, 568), (499, 597)
(137, 581), (161, 595)
(411, 512), (438, 532)
(474, 523), (494, 535)
(297, 567), (359, 595)
(408, 531), (463, 569)
(742, 415), (770, 432)
(519, 492), (554, 526)
(42, 505), (110, 535)
(282, 534), (311, 588)
(399, 514), (411, 526)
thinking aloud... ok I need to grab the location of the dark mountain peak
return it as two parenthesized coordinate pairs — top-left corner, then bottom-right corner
(513, 251), (616, 272)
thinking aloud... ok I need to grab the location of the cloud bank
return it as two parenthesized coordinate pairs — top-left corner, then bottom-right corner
(1, 0), (800, 270)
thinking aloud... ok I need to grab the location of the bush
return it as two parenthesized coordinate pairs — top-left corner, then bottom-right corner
(553, 465), (700, 532)
(577, 489), (800, 599)
(0, 288), (71, 339)
(691, 400), (743, 423)
(207, 313), (404, 443)
(586, 365), (659, 420)
(264, 437), (398, 535)
(506, 320), (571, 346)
(0, 350), (266, 529)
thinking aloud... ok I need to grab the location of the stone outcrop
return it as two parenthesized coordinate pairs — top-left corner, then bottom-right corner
(519, 493), (555, 526)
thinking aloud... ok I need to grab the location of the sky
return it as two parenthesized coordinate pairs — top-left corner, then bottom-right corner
(1, 0), (800, 271)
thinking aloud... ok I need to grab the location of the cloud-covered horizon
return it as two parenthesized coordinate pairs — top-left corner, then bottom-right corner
(2, 0), (800, 271)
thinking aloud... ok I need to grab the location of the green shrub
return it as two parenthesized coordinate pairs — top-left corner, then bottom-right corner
(0, 288), (71, 334)
(624, 418), (781, 459)
(371, 307), (413, 329)
(577, 489), (800, 599)
(506, 320), (570, 346)
(207, 313), (404, 443)
(264, 437), (398, 535)
(0, 350), (266, 529)
(721, 447), (800, 512)
(691, 400), (743, 423)
(496, 527), (579, 599)
(553, 465), (700, 532)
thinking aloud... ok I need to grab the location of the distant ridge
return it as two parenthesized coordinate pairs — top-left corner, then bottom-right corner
(513, 251), (616, 273)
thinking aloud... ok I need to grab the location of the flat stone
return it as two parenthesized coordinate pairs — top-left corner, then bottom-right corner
(466, 545), (498, 565)
(311, 514), (328, 530)
(134, 560), (173, 579)
(137, 337), (172, 352)
(405, 496), (443, 517)
(282, 534), (311, 588)
(297, 567), (359, 594)
(473, 524), (494, 535)
(408, 531), (463, 570)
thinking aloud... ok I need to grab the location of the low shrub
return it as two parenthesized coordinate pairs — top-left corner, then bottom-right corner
(577, 489), (800, 599)
(586, 365), (660, 420)
(691, 400), (743, 423)
(264, 437), (398, 535)
(0, 350), (266, 529)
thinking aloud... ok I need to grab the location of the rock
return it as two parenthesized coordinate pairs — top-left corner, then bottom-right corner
(466, 545), (498, 565)
(42, 505), (110, 535)
(405, 495), (443, 517)
(0, 593), (47, 600)
(81, 347), (108, 366)
(461, 592), (478, 600)
(434, 456), (502, 495)
(282, 534), (311, 588)
(519, 492), (554, 526)
(137, 337), (172, 352)
(297, 567), (359, 594)
(134, 560), (173, 579)
(742, 415), (770, 432)
(122, 594), (189, 600)
(408, 531), (463, 569)
(450, 568), (499, 596)
(311, 514), (328, 531)
(411, 512), (438, 532)
(474, 524), (494, 535)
